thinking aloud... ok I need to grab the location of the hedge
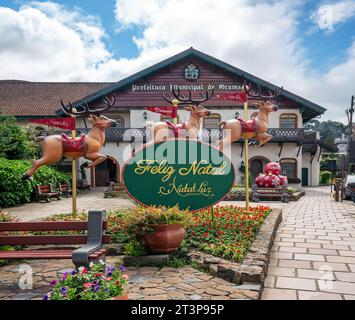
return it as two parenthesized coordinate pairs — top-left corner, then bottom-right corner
(0, 158), (70, 208)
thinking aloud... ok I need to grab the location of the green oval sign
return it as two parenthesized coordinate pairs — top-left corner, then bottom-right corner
(122, 139), (235, 211)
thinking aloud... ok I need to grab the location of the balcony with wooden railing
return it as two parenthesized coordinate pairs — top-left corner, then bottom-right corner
(76, 127), (305, 143)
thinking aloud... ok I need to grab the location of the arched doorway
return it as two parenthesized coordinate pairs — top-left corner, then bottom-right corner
(249, 156), (270, 183)
(94, 156), (120, 187)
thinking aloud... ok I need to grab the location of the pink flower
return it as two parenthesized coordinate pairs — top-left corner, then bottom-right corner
(83, 283), (92, 289)
(122, 274), (129, 280)
(81, 268), (88, 274)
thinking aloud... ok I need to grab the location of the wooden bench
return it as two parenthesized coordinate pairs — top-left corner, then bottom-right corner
(58, 181), (72, 198)
(35, 184), (61, 202)
(252, 185), (290, 203)
(0, 210), (110, 268)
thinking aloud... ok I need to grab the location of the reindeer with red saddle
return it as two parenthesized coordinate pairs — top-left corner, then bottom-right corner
(147, 88), (213, 143)
(217, 84), (282, 151)
(22, 97), (117, 180)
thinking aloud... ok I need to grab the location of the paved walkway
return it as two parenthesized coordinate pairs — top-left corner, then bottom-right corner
(0, 257), (258, 300)
(262, 187), (355, 300)
(6, 189), (287, 222)
(6, 188), (134, 221)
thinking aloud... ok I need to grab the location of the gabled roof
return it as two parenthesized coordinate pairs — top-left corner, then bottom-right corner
(0, 80), (113, 116)
(62, 47), (326, 122)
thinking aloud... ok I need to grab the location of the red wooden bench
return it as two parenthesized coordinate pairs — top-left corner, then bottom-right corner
(58, 181), (72, 198)
(35, 184), (61, 202)
(0, 210), (110, 268)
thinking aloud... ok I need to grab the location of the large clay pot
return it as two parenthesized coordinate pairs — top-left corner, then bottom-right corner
(112, 293), (128, 300)
(143, 224), (186, 254)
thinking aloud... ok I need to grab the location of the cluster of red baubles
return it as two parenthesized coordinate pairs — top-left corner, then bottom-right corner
(255, 162), (288, 188)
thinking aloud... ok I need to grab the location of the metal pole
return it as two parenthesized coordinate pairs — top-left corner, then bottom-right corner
(172, 99), (179, 125)
(71, 113), (77, 219)
(244, 100), (249, 210)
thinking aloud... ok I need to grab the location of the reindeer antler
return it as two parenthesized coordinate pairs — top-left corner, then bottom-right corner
(60, 95), (116, 116)
(244, 81), (283, 101)
(163, 88), (214, 106)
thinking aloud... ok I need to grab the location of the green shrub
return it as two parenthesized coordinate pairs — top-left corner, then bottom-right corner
(123, 240), (148, 256)
(320, 171), (332, 185)
(0, 158), (69, 207)
(0, 113), (36, 160)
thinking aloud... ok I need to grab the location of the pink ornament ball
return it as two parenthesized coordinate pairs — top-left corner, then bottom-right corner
(265, 162), (281, 175)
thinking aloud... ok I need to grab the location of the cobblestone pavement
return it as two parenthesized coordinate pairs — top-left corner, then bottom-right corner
(0, 257), (258, 300)
(262, 187), (355, 300)
(6, 188), (134, 221)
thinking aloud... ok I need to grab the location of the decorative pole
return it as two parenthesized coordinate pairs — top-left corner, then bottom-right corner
(71, 109), (77, 219)
(172, 98), (179, 125)
(243, 84), (250, 210)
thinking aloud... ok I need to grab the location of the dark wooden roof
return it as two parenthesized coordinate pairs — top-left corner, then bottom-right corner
(64, 47), (326, 122)
(0, 80), (113, 116)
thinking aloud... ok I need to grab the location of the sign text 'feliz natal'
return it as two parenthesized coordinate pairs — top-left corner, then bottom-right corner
(122, 140), (235, 211)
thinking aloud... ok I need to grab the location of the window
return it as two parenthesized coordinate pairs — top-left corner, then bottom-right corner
(203, 114), (221, 129)
(280, 113), (297, 128)
(105, 114), (125, 128)
(280, 159), (297, 178)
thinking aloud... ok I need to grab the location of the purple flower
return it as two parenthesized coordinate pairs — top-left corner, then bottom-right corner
(119, 265), (126, 271)
(71, 270), (76, 276)
(42, 294), (49, 300)
(106, 266), (115, 273)
(50, 280), (57, 287)
(62, 272), (68, 280)
(60, 287), (67, 294)
(92, 281), (98, 286)
(92, 285), (100, 292)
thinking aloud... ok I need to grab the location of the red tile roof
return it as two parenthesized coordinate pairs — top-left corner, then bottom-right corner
(0, 80), (113, 116)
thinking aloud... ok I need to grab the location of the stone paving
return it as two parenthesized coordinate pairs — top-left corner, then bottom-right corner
(6, 188), (134, 221)
(0, 257), (258, 300)
(261, 187), (355, 300)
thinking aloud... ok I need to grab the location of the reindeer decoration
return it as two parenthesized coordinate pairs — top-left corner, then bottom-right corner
(147, 88), (213, 143)
(22, 97), (117, 180)
(217, 84), (282, 150)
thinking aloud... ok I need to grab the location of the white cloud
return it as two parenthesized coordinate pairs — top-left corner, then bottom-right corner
(310, 1), (355, 31)
(0, 0), (354, 122)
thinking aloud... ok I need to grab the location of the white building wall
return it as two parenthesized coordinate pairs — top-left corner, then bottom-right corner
(75, 107), (318, 187)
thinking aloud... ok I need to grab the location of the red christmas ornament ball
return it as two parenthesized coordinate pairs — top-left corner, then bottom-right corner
(265, 162), (281, 175)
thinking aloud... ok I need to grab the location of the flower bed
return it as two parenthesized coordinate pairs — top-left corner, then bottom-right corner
(23, 205), (271, 264)
(43, 260), (128, 300)
(186, 205), (271, 262)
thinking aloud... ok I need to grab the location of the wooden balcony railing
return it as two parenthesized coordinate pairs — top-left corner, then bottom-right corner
(76, 127), (305, 143)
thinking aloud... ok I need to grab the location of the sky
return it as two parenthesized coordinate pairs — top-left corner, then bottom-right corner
(0, 0), (355, 122)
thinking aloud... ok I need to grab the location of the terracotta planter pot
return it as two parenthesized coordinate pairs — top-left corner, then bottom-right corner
(143, 224), (186, 254)
(112, 292), (128, 300)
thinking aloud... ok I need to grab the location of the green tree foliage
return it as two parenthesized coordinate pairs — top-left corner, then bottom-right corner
(320, 170), (332, 185)
(0, 112), (36, 160)
(305, 120), (345, 145)
(0, 158), (69, 207)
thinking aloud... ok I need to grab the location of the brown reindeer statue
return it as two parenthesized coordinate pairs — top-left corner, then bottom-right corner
(147, 88), (213, 143)
(22, 97), (117, 180)
(217, 84), (282, 151)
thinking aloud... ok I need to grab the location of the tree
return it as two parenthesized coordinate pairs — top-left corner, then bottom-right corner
(305, 119), (345, 145)
(0, 111), (36, 160)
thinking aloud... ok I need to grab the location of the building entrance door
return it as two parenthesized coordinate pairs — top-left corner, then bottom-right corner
(95, 157), (119, 187)
(249, 157), (269, 182)
(302, 168), (309, 186)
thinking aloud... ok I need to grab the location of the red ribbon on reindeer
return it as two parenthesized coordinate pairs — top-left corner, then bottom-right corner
(27, 117), (76, 130)
(146, 106), (177, 118)
(216, 91), (247, 103)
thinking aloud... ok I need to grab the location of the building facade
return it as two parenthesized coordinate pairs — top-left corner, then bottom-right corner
(1, 48), (335, 187)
